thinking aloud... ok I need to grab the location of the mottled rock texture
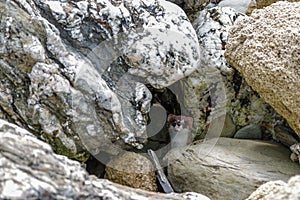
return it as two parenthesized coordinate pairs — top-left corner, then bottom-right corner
(0, 0), (199, 161)
(256, 0), (300, 8)
(164, 138), (300, 200)
(246, 0), (300, 15)
(167, 0), (210, 20)
(246, 176), (300, 200)
(0, 119), (210, 200)
(187, 6), (285, 140)
(217, 0), (253, 13)
(105, 152), (157, 192)
(225, 1), (300, 137)
(290, 143), (300, 164)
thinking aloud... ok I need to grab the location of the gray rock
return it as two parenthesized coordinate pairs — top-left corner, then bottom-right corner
(290, 143), (300, 164)
(37, 0), (200, 89)
(164, 138), (300, 200)
(0, 0), (200, 160)
(185, 6), (285, 140)
(209, 113), (236, 138)
(255, 0), (300, 9)
(166, 0), (210, 20)
(246, 0), (300, 15)
(246, 175), (300, 200)
(220, 114), (236, 137)
(234, 124), (262, 139)
(0, 119), (210, 200)
(105, 152), (157, 192)
(225, 1), (300, 137)
(217, 0), (253, 13)
(274, 125), (299, 147)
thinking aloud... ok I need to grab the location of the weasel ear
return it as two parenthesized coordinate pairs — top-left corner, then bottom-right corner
(167, 114), (176, 124)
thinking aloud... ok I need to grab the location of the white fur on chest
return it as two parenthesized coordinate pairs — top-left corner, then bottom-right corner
(169, 126), (191, 148)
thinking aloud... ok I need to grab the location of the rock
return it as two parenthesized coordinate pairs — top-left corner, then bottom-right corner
(105, 152), (157, 192)
(166, 0), (210, 20)
(217, 0), (253, 13)
(0, 0), (200, 160)
(164, 138), (300, 200)
(0, 119), (210, 200)
(234, 124), (262, 139)
(146, 103), (168, 139)
(256, 0), (300, 9)
(246, 175), (300, 200)
(290, 143), (300, 164)
(246, 0), (300, 15)
(220, 114), (236, 137)
(225, 1), (300, 137)
(122, 0), (200, 88)
(186, 6), (285, 140)
(246, 1), (257, 15)
(208, 113), (236, 138)
(274, 125), (299, 147)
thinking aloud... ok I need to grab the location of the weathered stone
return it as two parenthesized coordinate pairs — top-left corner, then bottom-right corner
(246, 175), (300, 200)
(290, 143), (300, 164)
(164, 138), (300, 200)
(220, 114), (236, 138)
(217, 0), (253, 13)
(246, 0), (300, 15)
(187, 6), (285, 140)
(234, 124), (262, 139)
(0, 119), (210, 200)
(105, 152), (157, 192)
(274, 125), (299, 147)
(256, 0), (300, 9)
(123, 0), (200, 88)
(0, 0), (200, 160)
(225, 1), (300, 137)
(167, 0), (210, 20)
(246, 1), (257, 15)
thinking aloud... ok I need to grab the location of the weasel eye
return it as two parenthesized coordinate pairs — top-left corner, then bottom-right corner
(171, 121), (177, 126)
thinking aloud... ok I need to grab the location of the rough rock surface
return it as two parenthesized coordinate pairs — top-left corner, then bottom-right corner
(0, 119), (210, 200)
(105, 152), (157, 192)
(167, 0), (210, 20)
(164, 138), (300, 200)
(246, 0), (300, 15)
(274, 125), (299, 147)
(246, 175), (300, 200)
(217, 0), (253, 13)
(185, 6), (285, 140)
(225, 1), (300, 137)
(0, 0), (200, 160)
(256, 0), (300, 8)
(290, 143), (300, 164)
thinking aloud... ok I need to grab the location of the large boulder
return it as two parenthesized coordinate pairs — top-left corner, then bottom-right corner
(0, 119), (210, 200)
(246, 0), (300, 15)
(225, 1), (300, 137)
(167, 0), (210, 20)
(184, 6), (286, 140)
(164, 138), (300, 200)
(105, 152), (157, 192)
(246, 175), (300, 200)
(217, 0), (253, 13)
(256, 0), (300, 8)
(0, 0), (199, 161)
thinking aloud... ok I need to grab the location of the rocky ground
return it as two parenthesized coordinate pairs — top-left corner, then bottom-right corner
(0, 0), (299, 199)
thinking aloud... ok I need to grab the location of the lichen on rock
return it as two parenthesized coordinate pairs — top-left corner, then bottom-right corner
(105, 151), (158, 192)
(225, 1), (300, 137)
(185, 6), (286, 140)
(0, 0), (201, 161)
(0, 119), (210, 200)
